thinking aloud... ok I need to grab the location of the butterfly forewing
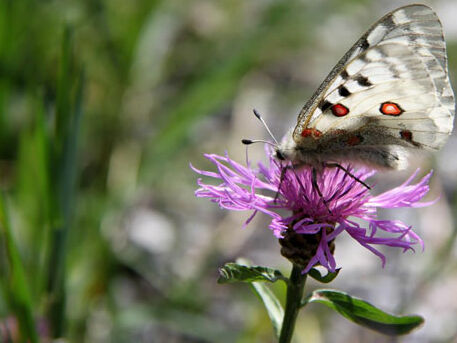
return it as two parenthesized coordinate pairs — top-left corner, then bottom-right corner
(292, 4), (455, 152)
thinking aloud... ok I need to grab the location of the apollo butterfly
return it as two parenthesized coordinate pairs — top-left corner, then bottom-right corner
(274, 4), (455, 171)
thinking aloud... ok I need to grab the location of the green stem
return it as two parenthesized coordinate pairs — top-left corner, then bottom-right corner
(279, 264), (307, 343)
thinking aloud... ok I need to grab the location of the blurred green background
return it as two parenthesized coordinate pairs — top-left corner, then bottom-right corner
(1, 0), (457, 342)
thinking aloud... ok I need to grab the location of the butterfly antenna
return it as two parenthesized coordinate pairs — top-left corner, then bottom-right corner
(252, 109), (279, 145)
(242, 139), (276, 147)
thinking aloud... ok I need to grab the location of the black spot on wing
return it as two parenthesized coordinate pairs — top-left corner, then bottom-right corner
(338, 85), (351, 97)
(340, 70), (349, 80)
(355, 75), (372, 87)
(360, 38), (370, 50)
(318, 100), (333, 112)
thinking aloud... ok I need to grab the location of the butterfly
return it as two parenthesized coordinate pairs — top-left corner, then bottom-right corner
(273, 4), (455, 173)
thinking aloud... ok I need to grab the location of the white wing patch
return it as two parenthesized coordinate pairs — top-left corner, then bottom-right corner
(293, 4), (455, 152)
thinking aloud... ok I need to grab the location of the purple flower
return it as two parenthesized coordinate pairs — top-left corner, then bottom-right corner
(191, 147), (434, 273)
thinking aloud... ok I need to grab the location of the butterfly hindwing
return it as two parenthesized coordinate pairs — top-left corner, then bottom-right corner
(292, 4), (454, 154)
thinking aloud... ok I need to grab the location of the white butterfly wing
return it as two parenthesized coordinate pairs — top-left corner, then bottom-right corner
(293, 4), (454, 152)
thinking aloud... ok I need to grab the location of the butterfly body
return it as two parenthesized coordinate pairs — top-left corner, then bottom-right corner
(276, 4), (455, 170)
(277, 127), (411, 170)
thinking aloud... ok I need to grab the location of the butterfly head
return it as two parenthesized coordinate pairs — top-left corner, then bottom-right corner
(245, 109), (323, 167)
(274, 149), (286, 161)
(274, 128), (296, 162)
(274, 126), (325, 167)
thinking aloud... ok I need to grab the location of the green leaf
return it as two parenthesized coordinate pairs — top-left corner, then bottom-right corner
(0, 194), (39, 343)
(308, 268), (340, 283)
(304, 289), (424, 336)
(250, 282), (284, 338)
(46, 27), (85, 338)
(218, 262), (286, 284)
(217, 259), (285, 338)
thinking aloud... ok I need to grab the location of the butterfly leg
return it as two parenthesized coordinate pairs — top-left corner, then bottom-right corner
(276, 164), (314, 205)
(274, 165), (288, 203)
(323, 162), (371, 189)
(312, 167), (331, 214)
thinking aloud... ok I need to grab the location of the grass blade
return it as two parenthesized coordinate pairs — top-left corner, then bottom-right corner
(0, 194), (39, 343)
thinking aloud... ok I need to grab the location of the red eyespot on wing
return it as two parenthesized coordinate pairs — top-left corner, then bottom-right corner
(331, 104), (349, 117)
(301, 128), (322, 138)
(400, 130), (412, 141)
(380, 102), (404, 116)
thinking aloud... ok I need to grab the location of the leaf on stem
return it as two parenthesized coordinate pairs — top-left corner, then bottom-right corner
(250, 282), (284, 338)
(308, 268), (340, 283)
(217, 259), (285, 338)
(303, 289), (424, 336)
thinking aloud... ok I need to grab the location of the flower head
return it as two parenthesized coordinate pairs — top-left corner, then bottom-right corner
(191, 147), (433, 273)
